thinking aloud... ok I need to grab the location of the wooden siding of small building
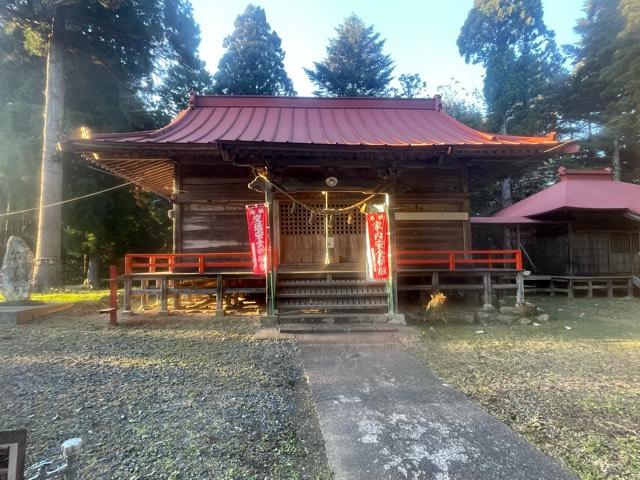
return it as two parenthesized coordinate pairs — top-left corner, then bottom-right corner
(528, 219), (640, 275)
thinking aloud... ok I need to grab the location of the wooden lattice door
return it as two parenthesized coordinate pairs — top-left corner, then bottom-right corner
(278, 194), (366, 267)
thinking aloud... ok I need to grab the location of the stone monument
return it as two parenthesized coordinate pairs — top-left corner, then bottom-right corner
(0, 236), (34, 303)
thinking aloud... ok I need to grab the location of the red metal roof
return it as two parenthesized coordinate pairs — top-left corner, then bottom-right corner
(473, 168), (640, 223)
(70, 95), (577, 151)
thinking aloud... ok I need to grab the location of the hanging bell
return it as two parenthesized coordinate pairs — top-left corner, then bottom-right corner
(359, 202), (368, 214)
(347, 210), (354, 225)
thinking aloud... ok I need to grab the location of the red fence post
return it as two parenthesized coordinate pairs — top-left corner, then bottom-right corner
(516, 250), (523, 270)
(108, 265), (118, 326)
(449, 252), (456, 271)
(124, 255), (132, 274)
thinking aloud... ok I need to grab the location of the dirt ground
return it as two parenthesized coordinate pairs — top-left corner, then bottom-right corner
(414, 296), (640, 480)
(0, 302), (330, 480)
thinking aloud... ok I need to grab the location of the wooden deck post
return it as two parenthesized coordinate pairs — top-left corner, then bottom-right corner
(108, 265), (118, 326)
(482, 272), (493, 307)
(515, 270), (525, 305)
(431, 271), (440, 293)
(123, 275), (132, 313)
(216, 273), (224, 317)
(159, 276), (168, 313)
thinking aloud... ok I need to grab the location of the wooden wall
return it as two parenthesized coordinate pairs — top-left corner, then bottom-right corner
(172, 162), (471, 258)
(394, 165), (470, 252)
(174, 164), (262, 253)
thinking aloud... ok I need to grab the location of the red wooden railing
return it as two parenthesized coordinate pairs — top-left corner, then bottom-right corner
(397, 249), (523, 271)
(124, 253), (253, 274)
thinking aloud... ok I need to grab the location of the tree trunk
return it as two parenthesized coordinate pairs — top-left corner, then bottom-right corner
(501, 177), (513, 207)
(612, 137), (621, 181)
(33, 7), (65, 291)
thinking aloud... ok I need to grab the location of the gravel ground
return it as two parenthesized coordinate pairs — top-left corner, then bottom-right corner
(1, 306), (330, 479)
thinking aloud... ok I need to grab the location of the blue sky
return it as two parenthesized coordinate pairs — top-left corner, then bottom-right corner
(190, 0), (585, 98)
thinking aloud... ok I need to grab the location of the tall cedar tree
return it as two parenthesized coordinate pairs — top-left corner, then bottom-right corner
(457, 0), (564, 135)
(306, 15), (394, 97)
(0, 0), (206, 285)
(154, 0), (214, 119)
(563, 0), (640, 180)
(213, 5), (295, 96)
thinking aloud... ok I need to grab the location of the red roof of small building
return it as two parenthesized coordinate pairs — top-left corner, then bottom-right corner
(471, 168), (640, 224)
(67, 95), (577, 151)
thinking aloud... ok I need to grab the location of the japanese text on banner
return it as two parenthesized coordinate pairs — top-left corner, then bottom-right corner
(245, 204), (269, 275)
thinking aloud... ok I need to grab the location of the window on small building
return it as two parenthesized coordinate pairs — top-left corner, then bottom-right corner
(610, 232), (640, 254)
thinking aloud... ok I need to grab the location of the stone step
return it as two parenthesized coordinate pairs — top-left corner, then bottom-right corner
(278, 323), (398, 334)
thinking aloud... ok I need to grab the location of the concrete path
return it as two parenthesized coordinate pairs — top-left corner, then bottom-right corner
(297, 330), (576, 480)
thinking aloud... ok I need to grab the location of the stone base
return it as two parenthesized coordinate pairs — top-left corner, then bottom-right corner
(0, 303), (72, 327)
(260, 315), (279, 327)
(387, 313), (406, 325)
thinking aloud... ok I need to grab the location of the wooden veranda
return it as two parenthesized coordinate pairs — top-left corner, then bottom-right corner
(121, 249), (525, 316)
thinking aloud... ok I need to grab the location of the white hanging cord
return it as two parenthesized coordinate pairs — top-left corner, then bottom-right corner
(255, 172), (376, 216)
(0, 181), (133, 218)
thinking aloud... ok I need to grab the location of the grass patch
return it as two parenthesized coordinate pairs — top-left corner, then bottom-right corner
(0, 289), (110, 304)
(415, 296), (640, 480)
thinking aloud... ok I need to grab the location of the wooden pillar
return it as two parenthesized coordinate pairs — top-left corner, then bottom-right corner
(431, 271), (440, 293)
(172, 163), (181, 254)
(216, 273), (224, 317)
(568, 223), (574, 276)
(482, 272), (493, 306)
(108, 265), (118, 326)
(159, 276), (168, 313)
(123, 276), (132, 313)
(265, 182), (277, 319)
(386, 192), (398, 315)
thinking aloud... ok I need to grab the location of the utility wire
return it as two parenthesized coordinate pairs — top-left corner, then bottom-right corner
(0, 181), (134, 218)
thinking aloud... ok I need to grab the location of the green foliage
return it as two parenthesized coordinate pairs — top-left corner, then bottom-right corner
(213, 5), (295, 96)
(305, 14), (394, 97)
(457, 0), (564, 135)
(153, 0), (214, 119)
(393, 73), (426, 98)
(437, 82), (486, 131)
(562, 0), (640, 180)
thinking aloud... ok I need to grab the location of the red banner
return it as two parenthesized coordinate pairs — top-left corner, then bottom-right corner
(246, 204), (269, 275)
(366, 211), (389, 280)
